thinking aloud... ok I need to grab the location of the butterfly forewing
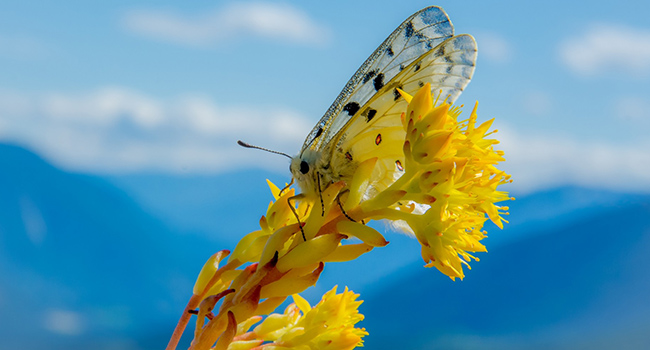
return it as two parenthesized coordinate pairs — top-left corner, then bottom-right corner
(300, 6), (455, 155)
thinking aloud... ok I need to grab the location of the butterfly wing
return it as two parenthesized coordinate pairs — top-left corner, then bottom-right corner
(300, 6), (456, 156)
(327, 34), (478, 195)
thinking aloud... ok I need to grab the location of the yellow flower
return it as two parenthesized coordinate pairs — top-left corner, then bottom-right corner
(224, 82), (511, 281)
(361, 83), (512, 279)
(234, 286), (367, 350)
(167, 83), (511, 350)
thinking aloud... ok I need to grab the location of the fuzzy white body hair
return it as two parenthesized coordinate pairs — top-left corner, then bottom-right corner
(290, 148), (358, 199)
(290, 149), (326, 198)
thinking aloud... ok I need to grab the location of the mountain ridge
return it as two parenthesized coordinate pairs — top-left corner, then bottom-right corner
(361, 197), (650, 350)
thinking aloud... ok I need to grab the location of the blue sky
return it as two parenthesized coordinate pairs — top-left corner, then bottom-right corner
(1, 0), (650, 193)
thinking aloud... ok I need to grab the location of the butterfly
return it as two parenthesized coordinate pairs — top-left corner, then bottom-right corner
(289, 6), (477, 204)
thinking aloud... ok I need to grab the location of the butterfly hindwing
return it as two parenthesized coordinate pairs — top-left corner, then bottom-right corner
(300, 6), (455, 155)
(395, 34), (477, 104)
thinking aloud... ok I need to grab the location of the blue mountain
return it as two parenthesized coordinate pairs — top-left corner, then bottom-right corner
(0, 144), (220, 349)
(360, 191), (650, 349)
(107, 173), (650, 297)
(105, 171), (290, 248)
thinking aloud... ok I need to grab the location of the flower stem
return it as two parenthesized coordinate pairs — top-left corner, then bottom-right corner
(166, 259), (243, 350)
(166, 293), (202, 350)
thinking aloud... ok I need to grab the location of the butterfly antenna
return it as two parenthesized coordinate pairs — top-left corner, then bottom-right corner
(237, 140), (292, 159)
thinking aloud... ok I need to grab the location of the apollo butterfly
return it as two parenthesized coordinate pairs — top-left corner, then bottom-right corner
(289, 6), (477, 201)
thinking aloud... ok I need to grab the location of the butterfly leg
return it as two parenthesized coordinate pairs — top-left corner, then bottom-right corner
(336, 191), (357, 223)
(287, 194), (307, 241)
(279, 177), (295, 197)
(316, 172), (325, 216)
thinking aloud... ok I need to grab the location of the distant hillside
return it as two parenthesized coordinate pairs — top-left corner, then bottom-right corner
(0, 144), (220, 350)
(105, 171), (291, 247)
(361, 195), (650, 350)
(106, 173), (650, 300)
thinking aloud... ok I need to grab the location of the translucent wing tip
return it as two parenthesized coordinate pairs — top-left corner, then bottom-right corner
(418, 6), (453, 35)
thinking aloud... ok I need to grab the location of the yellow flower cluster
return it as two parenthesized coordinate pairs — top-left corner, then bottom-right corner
(165, 83), (510, 350)
(376, 84), (512, 279)
(227, 287), (367, 350)
(177, 183), (372, 350)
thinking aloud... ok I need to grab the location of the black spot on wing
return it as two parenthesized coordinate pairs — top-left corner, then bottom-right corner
(373, 73), (385, 91)
(418, 81), (424, 87)
(343, 102), (360, 116)
(365, 108), (377, 122)
(363, 70), (376, 84)
(393, 85), (404, 101)
(405, 22), (414, 38)
(386, 46), (394, 57)
(399, 64), (405, 71)
(414, 62), (421, 72)
(315, 127), (323, 138)
(435, 45), (446, 57)
(425, 41), (433, 50)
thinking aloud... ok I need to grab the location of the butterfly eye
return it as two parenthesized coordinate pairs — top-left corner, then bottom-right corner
(300, 160), (310, 174)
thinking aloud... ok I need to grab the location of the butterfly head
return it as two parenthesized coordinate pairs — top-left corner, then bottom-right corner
(290, 149), (323, 197)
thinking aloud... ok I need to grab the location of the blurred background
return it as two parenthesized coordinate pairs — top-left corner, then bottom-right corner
(1, 0), (649, 349)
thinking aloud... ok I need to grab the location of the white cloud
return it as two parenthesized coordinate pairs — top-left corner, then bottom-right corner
(497, 126), (650, 194)
(474, 32), (512, 64)
(559, 24), (650, 76)
(122, 2), (331, 48)
(4, 86), (650, 194)
(0, 87), (312, 173)
(42, 88), (164, 128)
